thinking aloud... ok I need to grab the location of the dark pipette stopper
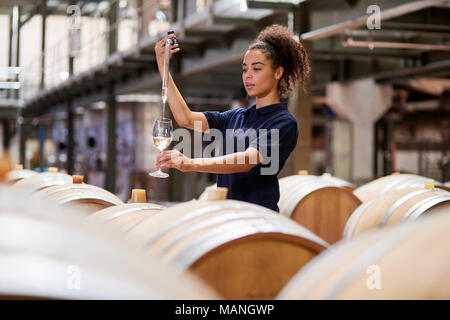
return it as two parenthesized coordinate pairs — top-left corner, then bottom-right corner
(167, 30), (178, 45)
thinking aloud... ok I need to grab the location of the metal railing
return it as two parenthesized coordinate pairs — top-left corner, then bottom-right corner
(19, 0), (176, 104)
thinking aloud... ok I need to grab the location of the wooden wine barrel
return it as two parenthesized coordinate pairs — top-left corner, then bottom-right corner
(277, 211), (450, 299)
(278, 173), (362, 244)
(354, 173), (448, 202)
(86, 202), (165, 234)
(5, 166), (37, 184)
(14, 172), (72, 192)
(343, 187), (450, 240)
(123, 199), (328, 300)
(41, 186), (123, 214)
(0, 186), (219, 299)
(32, 175), (123, 214)
(320, 173), (356, 191)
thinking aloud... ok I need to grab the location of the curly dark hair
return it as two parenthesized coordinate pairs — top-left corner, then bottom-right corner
(248, 24), (311, 98)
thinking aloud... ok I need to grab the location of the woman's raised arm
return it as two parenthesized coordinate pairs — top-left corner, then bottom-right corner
(155, 34), (210, 133)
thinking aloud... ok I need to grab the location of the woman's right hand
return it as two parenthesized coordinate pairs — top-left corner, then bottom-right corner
(154, 33), (180, 73)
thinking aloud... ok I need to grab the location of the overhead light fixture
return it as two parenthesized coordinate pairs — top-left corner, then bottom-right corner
(342, 39), (450, 51)
(59, 71), (69, 81)
(119, 0), (128, 9)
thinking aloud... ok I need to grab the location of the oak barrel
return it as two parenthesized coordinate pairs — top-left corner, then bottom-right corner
(278, 173), (362, 244)
(14, 172), (72, 192)
(354, 173), (448, 202)
(86, 202), (165, 234)
(5, 167), (37, 184)
(343, 187), (450, 240)
(0, 186), (219, 299)
(34, 182), (123, 214)
(123, 199), (328, 299)
(277, 210), (450, 299)
(320, 173), (356, 191)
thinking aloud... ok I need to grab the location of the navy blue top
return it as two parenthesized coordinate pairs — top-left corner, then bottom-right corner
(203, 102), (298, 212)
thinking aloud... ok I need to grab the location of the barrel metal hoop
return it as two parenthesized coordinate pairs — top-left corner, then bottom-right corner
(407, 196), (450, 221)
(278, 177), (315, 214)
(103, 206), (164, 224)
(379, 175), (416, 195)
(282, 181), (333, 218)
(394, 177), (426, 191)
(343, 198), (376, 240)
(171, 218), (326, 269)
(41, 184), (110, 198)
(56, 194), (122, 206)
(378, 189), (432, 228)
(121, 215), (156, 235)
(143, 202), (275, 247)
(400, 195), (450, 222)
(157, 211), (328, 257)
(158, 211), (266, 256)
(280, 179), (318, 216)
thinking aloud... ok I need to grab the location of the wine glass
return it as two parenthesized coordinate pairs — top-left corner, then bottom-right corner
(149, 118), (173, 178)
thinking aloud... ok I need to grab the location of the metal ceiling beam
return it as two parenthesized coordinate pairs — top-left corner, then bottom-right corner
(247, 1), (299, 11)
(375, 59), (450, 83)
(301, 0), (449, 41)
(0, 0), (37, 6)
(313, 49), (421, 60)
(381, 21), (450, 32)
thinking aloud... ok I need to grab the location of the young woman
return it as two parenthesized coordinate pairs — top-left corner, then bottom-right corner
(154, 24), (310, 212)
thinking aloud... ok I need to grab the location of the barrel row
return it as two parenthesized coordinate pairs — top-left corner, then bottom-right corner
(3, 166), (330, 299)
(0, 184), (218, 300)
(4, 164), (449, 299)
(278, 208), (450, 299)
(87, 188), (329, 300)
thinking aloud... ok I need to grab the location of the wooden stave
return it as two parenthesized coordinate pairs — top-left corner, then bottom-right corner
(277, 211), (450, 299)
(144, 208), (328, 266)
(278, 175), (333, 217)
(13, 172), (73, 192)
(5, 169), (38, 184)
(320, 174), (355, 190)
(125, 200), (326, 251)
(41, 188), (124, 214)
(0, 187), (219, 300)
(86, 203), (165, 234)
(124, 200), (328, 299)
(278, 175), (362, 243)
(343, 188), (450, 240)
(35, 183), (122, 204)
(353, 174), (446, 202)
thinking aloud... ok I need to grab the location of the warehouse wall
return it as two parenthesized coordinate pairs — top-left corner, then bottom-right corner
(0, 15), (8, 66)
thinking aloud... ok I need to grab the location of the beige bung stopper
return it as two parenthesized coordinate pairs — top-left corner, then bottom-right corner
(0, 154), (12, 182)
(425, 180), (435, 190)
(130, 189), (147, 203)
(48, 167), (58, 173)
(298, 170), (309, 175)
(206, 186), (228, 201)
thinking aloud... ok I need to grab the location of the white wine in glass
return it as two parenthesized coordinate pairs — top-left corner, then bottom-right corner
(149, 118), (173, 178)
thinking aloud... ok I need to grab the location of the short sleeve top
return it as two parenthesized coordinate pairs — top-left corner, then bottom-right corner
(203, 102), (298, 211)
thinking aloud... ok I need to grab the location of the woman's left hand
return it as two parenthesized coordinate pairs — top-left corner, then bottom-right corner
(156, 150), (192, 172)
